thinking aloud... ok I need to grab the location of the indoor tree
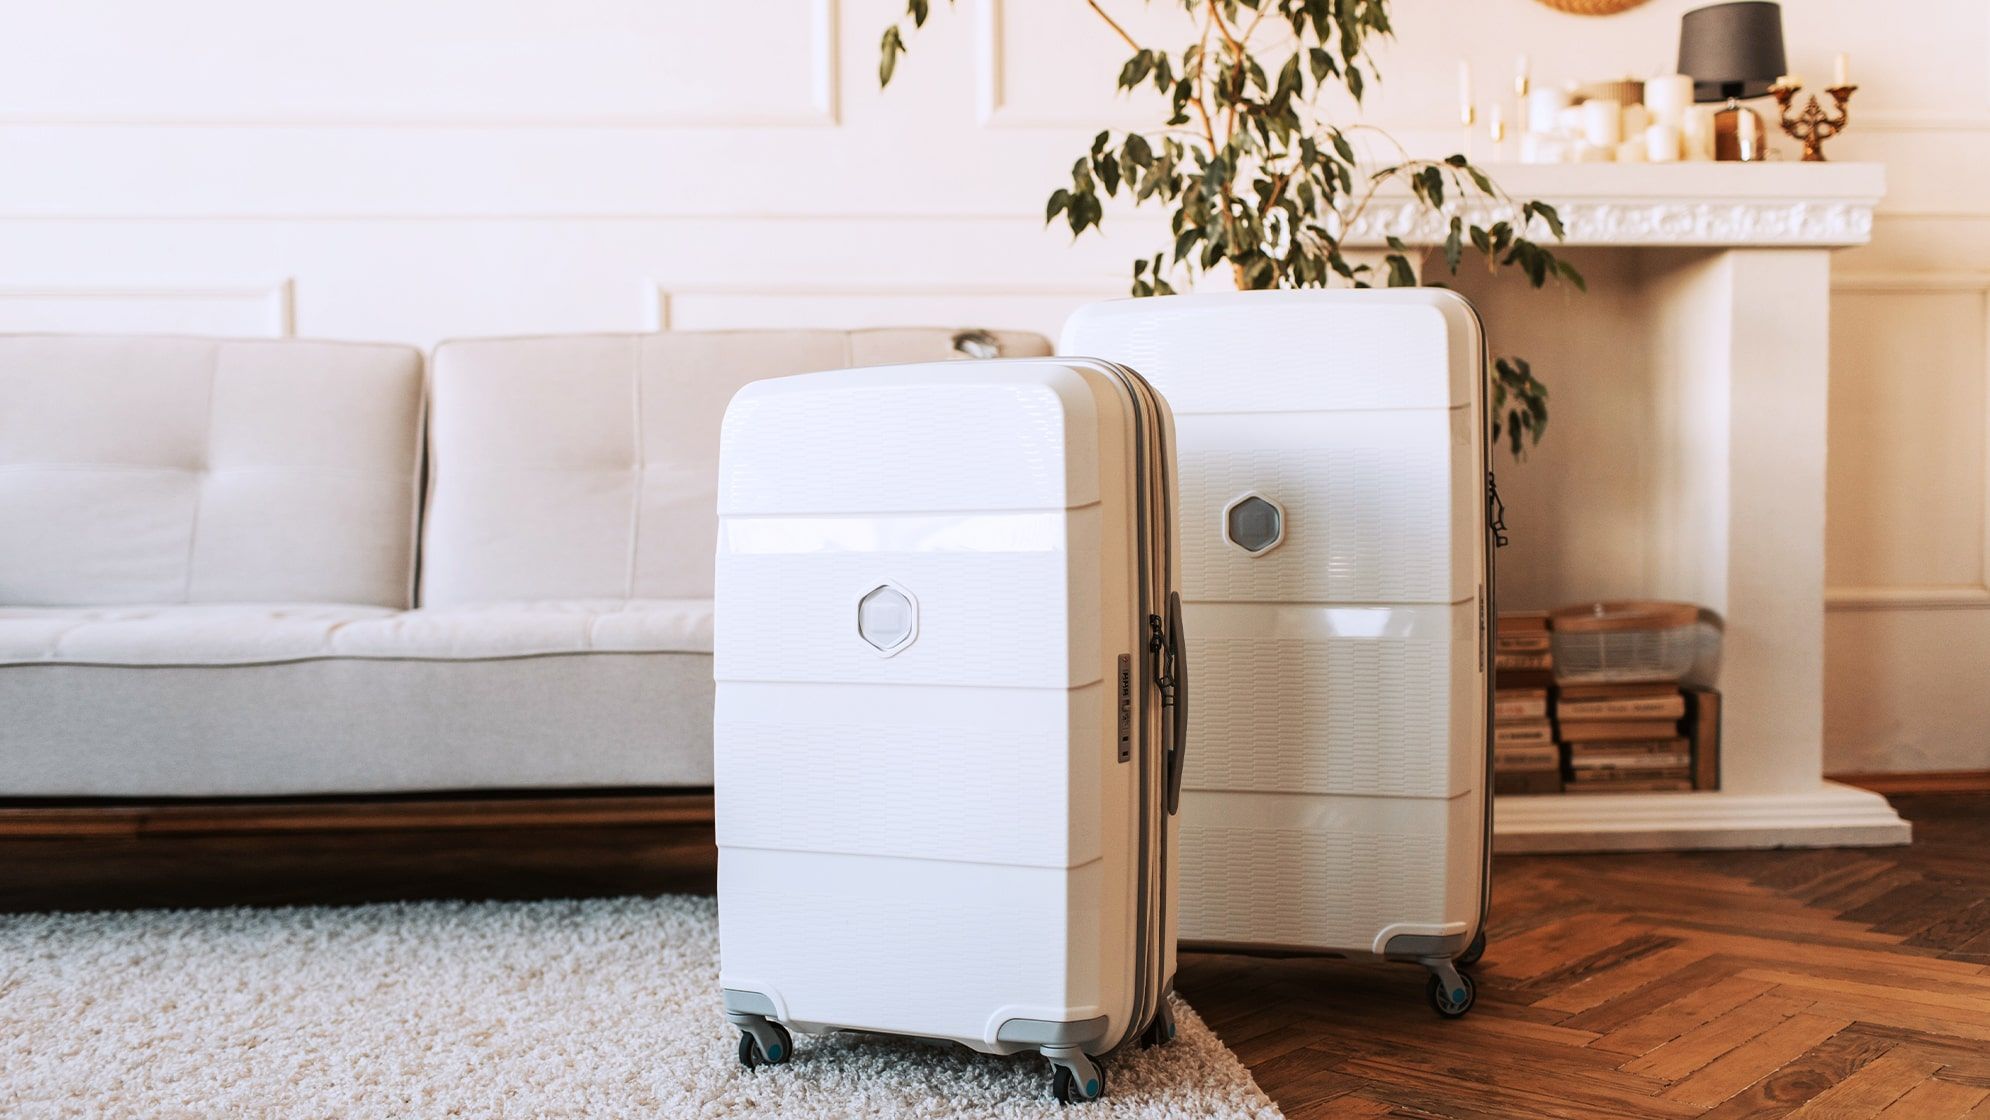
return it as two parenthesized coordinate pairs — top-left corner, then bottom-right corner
(879, 0), (1581, 457)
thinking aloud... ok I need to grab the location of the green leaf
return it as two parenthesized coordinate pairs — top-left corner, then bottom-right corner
(1418, 166), (1444, 208)
(1119, 50), (1154, 90)
(1443, 216), (1463, 273)
(1123, 132), (1153, 169)
(1173, 226), (1199, 263)
(1385, 254), (1417, 288)
(1045, 188), (1070, 224)
(879, 26), (904, 87)
(1557, 258), (1588, 292)
(1525, 200), (1566, 240)
(908, 0), (929, 26)
(1308, 46), (1335, 82)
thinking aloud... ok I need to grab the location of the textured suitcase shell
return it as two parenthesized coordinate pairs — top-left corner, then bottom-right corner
(1062, 290), (1492, 1013)
(713, 357), (1183, 1097)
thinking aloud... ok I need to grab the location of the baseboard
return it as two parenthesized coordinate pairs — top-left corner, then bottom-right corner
(1828, 770), (1990, 795)
(1494, 780), (1913, 853)
(0, 788), (715, 838)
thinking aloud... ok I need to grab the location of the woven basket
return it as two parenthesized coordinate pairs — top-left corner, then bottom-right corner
(1535, 0), (1650, 14)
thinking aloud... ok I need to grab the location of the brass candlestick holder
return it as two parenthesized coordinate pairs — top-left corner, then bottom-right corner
(1772, 82), (1857, 161)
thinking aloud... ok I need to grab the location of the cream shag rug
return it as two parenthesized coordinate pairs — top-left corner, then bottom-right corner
(1, 895), (1282, 1119)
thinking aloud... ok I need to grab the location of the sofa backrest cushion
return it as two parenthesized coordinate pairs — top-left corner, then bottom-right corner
(0, 335), (425, 608)
(420, 328), (1051, 605)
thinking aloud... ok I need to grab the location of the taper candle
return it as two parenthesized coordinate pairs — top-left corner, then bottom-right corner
(1833, 52), (1850, 86)
(1515, 54), (1531, 96)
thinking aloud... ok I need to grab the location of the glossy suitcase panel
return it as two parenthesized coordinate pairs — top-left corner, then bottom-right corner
(1062, 290), (1491, 1018)
(714, 358), (1180, 1099)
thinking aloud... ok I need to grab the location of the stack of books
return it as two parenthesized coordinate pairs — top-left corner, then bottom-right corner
(1557, 684), (1692, 792)
(1493, 612), (1560, 794)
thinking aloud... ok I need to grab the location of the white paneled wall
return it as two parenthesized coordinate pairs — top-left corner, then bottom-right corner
(1, 0), (1985, 773)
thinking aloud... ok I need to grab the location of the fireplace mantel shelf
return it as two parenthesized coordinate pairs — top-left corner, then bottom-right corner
(1352, 162), (1885, 248)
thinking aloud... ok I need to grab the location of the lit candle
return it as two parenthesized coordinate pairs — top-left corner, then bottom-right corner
(1834, 52), (1850, 87)
(1489, 102), (1506, 143)
(1515, 54), (1531, 96)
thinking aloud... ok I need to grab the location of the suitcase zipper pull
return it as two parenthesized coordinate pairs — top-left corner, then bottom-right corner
(1487, 471), (1510, 549)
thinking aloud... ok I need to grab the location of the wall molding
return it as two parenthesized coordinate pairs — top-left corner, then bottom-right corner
(645, 280), (1123, 331)
(0, 0), (840, 130)
(0, 280), (295, 337)
(1826, 271), (1990, 612)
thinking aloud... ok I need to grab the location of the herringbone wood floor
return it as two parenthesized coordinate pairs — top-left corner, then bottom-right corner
(5, 792), (1985, 1118)
(1176, 792), (1990, 1119)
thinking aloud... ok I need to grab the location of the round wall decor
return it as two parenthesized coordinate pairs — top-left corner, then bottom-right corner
(1534, 0), (1651, 14)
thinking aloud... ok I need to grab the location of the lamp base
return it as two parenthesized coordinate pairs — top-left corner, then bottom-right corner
(1713, 100), (1768, 162)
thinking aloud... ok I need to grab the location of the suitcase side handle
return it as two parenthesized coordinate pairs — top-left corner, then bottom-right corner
(1155, 591), (1188, 815)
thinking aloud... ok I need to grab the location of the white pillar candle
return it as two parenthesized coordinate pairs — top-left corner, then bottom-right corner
(1682, 106), (1717, 160)
(1488, 102), (1506, 142)
(1557, 104), (1586, 136)
(1645, 122), (1682, 162)
(1834, 52), (1850, 86)
(1643, 74), (1694, 127)
(1574, 141), (1617, 163)
(1527, 87), (1572, 134)
(1622, 103), (1653, 138)
(1582, 98), (1624, 146)
(1615, 137), (1649, 163)
(1515, 53), (1531, 96)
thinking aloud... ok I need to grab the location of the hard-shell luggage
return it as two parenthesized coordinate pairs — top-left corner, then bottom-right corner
(1061, 289), (1494, 1017)
(713, 357), (1186, 1101)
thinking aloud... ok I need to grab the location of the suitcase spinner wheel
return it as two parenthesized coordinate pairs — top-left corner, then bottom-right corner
(1423, 960), (1476, 1018)
(1048, 1051), (1106, 1105)
(732, 1015), (792, 1069)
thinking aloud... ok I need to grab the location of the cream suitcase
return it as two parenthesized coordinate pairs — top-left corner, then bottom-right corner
(713, 357), (1185, 1101)
(1062, 289), (1493, 1017)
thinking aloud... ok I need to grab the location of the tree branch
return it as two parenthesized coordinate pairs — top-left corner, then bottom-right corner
(1085, 0), (1142, 53)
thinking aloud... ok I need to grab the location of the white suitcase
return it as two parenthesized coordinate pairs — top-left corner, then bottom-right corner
(1061, 289), (1494, 1018)
(713, 357), (1186, 1102)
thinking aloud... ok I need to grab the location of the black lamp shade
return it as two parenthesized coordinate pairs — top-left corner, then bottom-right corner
(1677, 1), (1787, 101)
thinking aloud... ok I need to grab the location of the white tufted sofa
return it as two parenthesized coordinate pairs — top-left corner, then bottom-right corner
(0, 327), (1049, 797)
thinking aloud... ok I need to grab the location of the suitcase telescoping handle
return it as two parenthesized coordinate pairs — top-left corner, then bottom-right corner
(1151, 591), (1189, 815)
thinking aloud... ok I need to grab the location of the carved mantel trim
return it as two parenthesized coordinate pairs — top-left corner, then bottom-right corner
(1345, 163), (1885, 249)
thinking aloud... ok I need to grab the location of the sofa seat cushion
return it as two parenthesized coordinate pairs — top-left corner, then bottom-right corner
(0, 599), (713, 667)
